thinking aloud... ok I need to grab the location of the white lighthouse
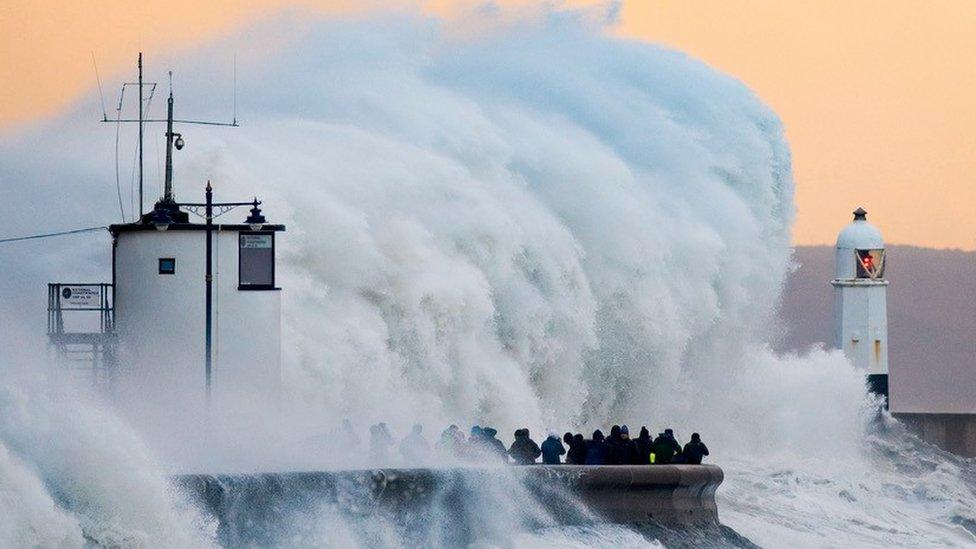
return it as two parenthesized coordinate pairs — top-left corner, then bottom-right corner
(832, 207), (888, 398)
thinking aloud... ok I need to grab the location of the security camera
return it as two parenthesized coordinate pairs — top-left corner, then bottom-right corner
(174, 135), (184, 150)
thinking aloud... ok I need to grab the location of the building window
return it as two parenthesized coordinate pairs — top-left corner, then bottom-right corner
(239, 232), (275, 289)
(158, 258), (176, 275)
(855, 249), (885, 279)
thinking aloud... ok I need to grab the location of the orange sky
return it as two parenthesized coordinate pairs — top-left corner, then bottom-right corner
(2, 0), (974, 249)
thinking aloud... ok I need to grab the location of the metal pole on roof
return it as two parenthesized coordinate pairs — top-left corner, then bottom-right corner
(138, 53), (144, 219)
(205, 181), (213, 408)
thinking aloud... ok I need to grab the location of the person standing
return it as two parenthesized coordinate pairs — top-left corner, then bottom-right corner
(481, 427), (509, 463)
(541, 431), (566, 464)
(651, 428), (682, 464)
(509, 429), (542, 464)
(400, 424), (431, 464)
(567, 434), (587, 464)
(437, 425), (464, 459)
(605, 425), (621, 464)
(618, 426), (642, 465)
(636, 426), (653, 464)
(585, 430), (608, 465)
(681, 433), (710, 465)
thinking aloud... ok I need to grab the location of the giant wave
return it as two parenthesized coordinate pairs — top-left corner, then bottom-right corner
(1, 5), (975, 547)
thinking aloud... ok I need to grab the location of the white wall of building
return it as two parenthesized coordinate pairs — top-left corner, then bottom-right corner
(113, 228), (281, 404)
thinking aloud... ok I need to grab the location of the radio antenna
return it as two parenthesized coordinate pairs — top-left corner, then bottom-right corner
(91, 52), (108, 121)
(104, 54), (238, 220)
(233, 54), (238, 126)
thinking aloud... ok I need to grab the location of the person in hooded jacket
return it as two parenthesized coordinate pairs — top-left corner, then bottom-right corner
(681, 433), (710, 465)
(541, 431), (566, 464)
(464, 426), (486, 462)
(636, 426), (654, 464)
(585, 430), (608, 465)
(400, 424), (431, 464)
(509, 429), (542, 464)
(567, 434), (587, 464)
(438, 425), (465, 459)
(618, 425), (642, 464)
(606, 425), (623, 464)
(481, 427), (509, 463)
(651, 428), (682, 464)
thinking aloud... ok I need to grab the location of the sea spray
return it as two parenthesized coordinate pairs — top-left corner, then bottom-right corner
(1, 4), (975, 547)
(0, 365), (215, 548)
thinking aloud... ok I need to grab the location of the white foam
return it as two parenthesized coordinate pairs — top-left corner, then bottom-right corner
(1, 4), (974, 547)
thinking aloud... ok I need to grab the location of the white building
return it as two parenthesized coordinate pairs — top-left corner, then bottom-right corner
(832, 207), (889, 398)
(44, 57), (285, 422)
(110, 195), (284, 404)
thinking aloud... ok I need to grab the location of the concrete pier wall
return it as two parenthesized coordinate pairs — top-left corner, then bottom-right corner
(176, 465), (724, 546)
(895, 413), (976, 458)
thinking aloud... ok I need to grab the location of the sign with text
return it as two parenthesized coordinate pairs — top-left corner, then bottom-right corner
(59, 286), (101, 308)
(240, 234), (272, 249)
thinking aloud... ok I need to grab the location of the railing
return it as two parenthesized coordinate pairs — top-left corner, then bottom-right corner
(47, 283), (116, 381)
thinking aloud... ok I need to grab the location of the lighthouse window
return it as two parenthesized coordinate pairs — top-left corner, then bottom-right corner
(158, 258), (176, 275)
(239, 232), (275, 289)
(855, 249), (885, 279)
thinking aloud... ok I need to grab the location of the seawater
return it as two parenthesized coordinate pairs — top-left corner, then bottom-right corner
(0, 5), (974, 548)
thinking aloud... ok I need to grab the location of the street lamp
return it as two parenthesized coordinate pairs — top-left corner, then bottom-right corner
(245, 199), (265, 231)
(151, 207), (172, 231)
(165, 182), (270, 406)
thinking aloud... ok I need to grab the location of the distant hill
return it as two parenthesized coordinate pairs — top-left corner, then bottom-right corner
(776, 245), (976, 410)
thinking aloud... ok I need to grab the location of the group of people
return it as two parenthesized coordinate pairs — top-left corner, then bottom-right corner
(348, 420), (709, 466)
(497, 425), (708, 466)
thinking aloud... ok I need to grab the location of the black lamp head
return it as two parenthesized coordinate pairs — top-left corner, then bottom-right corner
(151, 207), (173, 231)
(245, 198), (266, 231)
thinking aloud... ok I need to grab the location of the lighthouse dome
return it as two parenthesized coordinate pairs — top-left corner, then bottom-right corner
(836, 207), (884, 250)
(835, 207), (886, 280)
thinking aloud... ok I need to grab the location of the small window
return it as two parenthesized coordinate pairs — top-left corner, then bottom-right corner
(239, 232), (274, 289)
(158, 258), (176, 275)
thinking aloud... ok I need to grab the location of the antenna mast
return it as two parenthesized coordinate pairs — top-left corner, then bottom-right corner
(104, 54), (237, 219)
(164, 73), (177, 202)
(138, 52), (144, 219)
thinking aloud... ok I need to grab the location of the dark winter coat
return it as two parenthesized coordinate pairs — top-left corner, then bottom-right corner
(651, 434), (682, 464)
(681, 440), (710, 465)
(509, 432), (542, 464)
(482, 428), (509, 462)
(612, 438), (642, 465)
(636, 428), (653, 464)
(566, 434), (587, 464)
(585, 432), (608, 465)
(541, 436), (566, 464)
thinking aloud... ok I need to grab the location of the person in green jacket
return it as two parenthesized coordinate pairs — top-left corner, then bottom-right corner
(651, 428), (682, 464)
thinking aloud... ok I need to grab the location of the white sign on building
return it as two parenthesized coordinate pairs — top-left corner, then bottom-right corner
(59, 286), (101, 309)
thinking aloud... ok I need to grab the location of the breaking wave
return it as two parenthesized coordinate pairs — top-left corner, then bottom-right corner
(0, 4), (974, 547)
